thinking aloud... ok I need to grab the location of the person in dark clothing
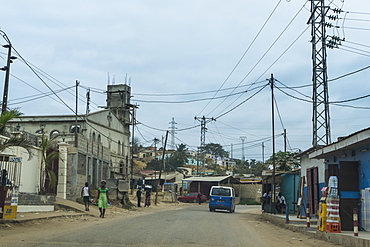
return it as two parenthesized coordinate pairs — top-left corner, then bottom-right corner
(144, 188), (151, 207)
(197, 192), (202, 205)
(136, 187), (142, 207)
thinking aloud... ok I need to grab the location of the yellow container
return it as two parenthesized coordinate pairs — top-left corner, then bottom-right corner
(2, 205), (17, 219)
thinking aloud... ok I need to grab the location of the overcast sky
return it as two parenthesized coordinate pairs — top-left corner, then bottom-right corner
(1, 0), (370, 162)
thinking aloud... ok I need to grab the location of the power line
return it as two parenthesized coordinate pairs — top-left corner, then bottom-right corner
(197, 0), (283, 116)
(212, 25), (310, 118)
(131, 80), (266, 97)
(131, 84), (265, 104)
(214, 83), (269, 120)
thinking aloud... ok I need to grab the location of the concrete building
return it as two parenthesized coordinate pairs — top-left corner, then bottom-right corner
(8, 84), (133, 202)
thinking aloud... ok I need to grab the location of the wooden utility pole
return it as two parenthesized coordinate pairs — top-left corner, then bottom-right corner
(75, 80), (79, 147)
(270, 74), (276, 211)
(155, 130), (168, 205)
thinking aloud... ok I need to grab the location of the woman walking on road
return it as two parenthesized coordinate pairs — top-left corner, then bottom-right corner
(97, 180), (110, 218)
(144, 188), (151, 207)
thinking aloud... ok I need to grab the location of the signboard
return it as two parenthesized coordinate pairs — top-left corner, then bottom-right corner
(2, 205), (17, 219)
(11, 187), (18, 206)
(10, 157), (21, 163)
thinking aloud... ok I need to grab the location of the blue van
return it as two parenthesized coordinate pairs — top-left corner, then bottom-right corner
(209, 186), (236, 213)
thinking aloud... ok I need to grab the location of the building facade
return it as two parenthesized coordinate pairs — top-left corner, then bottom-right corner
(8, 84), (133, 201)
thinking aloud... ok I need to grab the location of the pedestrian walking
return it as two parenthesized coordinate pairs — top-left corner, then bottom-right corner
(197, 192), (202, 205)
(144, 188), (151, 207)
(81, 182), (91, 211)
(97, 180), (110, 218)
(136, 187), (142, 207)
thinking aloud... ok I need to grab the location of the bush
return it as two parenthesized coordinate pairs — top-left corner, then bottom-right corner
(238, 198), (261, 205)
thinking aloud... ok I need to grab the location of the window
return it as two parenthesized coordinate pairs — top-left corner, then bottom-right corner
(70, 125), (81, 133)
(50, 130), (60, 139)
(211, 188), (231, 196)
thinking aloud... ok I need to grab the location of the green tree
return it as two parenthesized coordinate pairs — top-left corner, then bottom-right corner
(203, 143), (229, 159)
(249, 160), (269, 176)
(0, 109), (33, 160)
(146, 159), (162, 171)
(265, 151), (299, 171)
(166, 144), (189, 172)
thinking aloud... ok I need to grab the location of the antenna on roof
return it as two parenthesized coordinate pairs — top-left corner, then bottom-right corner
(129, 77), (132, 86)
(125, 73), (128, 84)
(108, 72), (110, 85)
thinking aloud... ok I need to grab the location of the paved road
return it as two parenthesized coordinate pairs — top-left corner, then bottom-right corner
(0, 205), (300, 247)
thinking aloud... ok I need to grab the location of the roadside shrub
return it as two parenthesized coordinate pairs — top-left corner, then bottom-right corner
(238, 198), (261, 205)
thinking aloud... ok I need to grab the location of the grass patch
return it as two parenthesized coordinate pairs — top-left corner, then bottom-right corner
(238, 198), (261, 205)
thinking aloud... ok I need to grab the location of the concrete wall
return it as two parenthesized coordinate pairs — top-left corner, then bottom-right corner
(300, 152), (325, 184)
(1, 142), (42, 194)
(229, 183), (262, 201)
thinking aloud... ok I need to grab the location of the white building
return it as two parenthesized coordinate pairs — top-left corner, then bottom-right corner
(7, 84), (133, 201)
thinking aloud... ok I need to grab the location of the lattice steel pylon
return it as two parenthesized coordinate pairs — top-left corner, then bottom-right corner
(310, 0), (331, 147)
(194, 116), (214, 174)
(168, 117), (177, 150)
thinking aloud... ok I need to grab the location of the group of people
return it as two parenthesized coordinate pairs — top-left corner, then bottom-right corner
(261, 191), (286, 214)
(82, 181), (154, 218)
(81, 181), (110, 218)
(136, 187), (152, 207)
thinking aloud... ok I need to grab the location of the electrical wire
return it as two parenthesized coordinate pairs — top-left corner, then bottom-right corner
(197, 0), (283, 116)
(131, 84), (265, 104)
(208, 1), (309, 117)
(214, 83), (269, 120)
(132, 80), (266, 97)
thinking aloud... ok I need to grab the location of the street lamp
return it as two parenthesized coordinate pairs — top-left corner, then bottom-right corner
(40, 123), (45, 133)
(0, 30), (17, 114)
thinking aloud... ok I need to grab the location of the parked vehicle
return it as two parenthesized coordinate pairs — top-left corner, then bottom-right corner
(177, 193), (207, 203)
(209, 186), (236, 213)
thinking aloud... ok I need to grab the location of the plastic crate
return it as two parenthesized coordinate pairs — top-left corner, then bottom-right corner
(326, 222), (341, 233)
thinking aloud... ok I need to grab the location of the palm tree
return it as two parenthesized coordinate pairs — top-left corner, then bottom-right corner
(0, 109), (22, 135)
(39, 132), (59, 194)
(0, 136), (33, 160)
(0, 109), (33, 160)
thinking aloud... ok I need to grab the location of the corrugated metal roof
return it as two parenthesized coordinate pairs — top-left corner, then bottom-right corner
(182, 175), (232, 182)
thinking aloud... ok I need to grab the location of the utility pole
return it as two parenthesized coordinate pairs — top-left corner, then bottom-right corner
(309, 0), (331, 147)
(168, 117), (177, 150)
(86, 88), (91, 114)
(75, 80), (79, 148)
(153, 137), (160, 159)
(155, 130), (168, 205)
(231, 144), (233, 160)
(262, 142), (265, 163)
(130, 104), (138, 194)
(270, 74), (276, 208)
(153, 137), (160, 191)
(0, 31), (17, 114)
(284, 129), (287, 152)
(194, 116), (215, 175)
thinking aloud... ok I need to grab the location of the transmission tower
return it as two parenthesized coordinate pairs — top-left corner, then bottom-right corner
(309, 0), (331, 147)
(194, 116), (214, 175)
(240, 136), (246, 162)
(168, 117), (177, 150)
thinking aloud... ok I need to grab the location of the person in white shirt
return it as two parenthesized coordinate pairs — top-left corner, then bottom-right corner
(275, 192), (286, 214)
(81, 182), (91, 211)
